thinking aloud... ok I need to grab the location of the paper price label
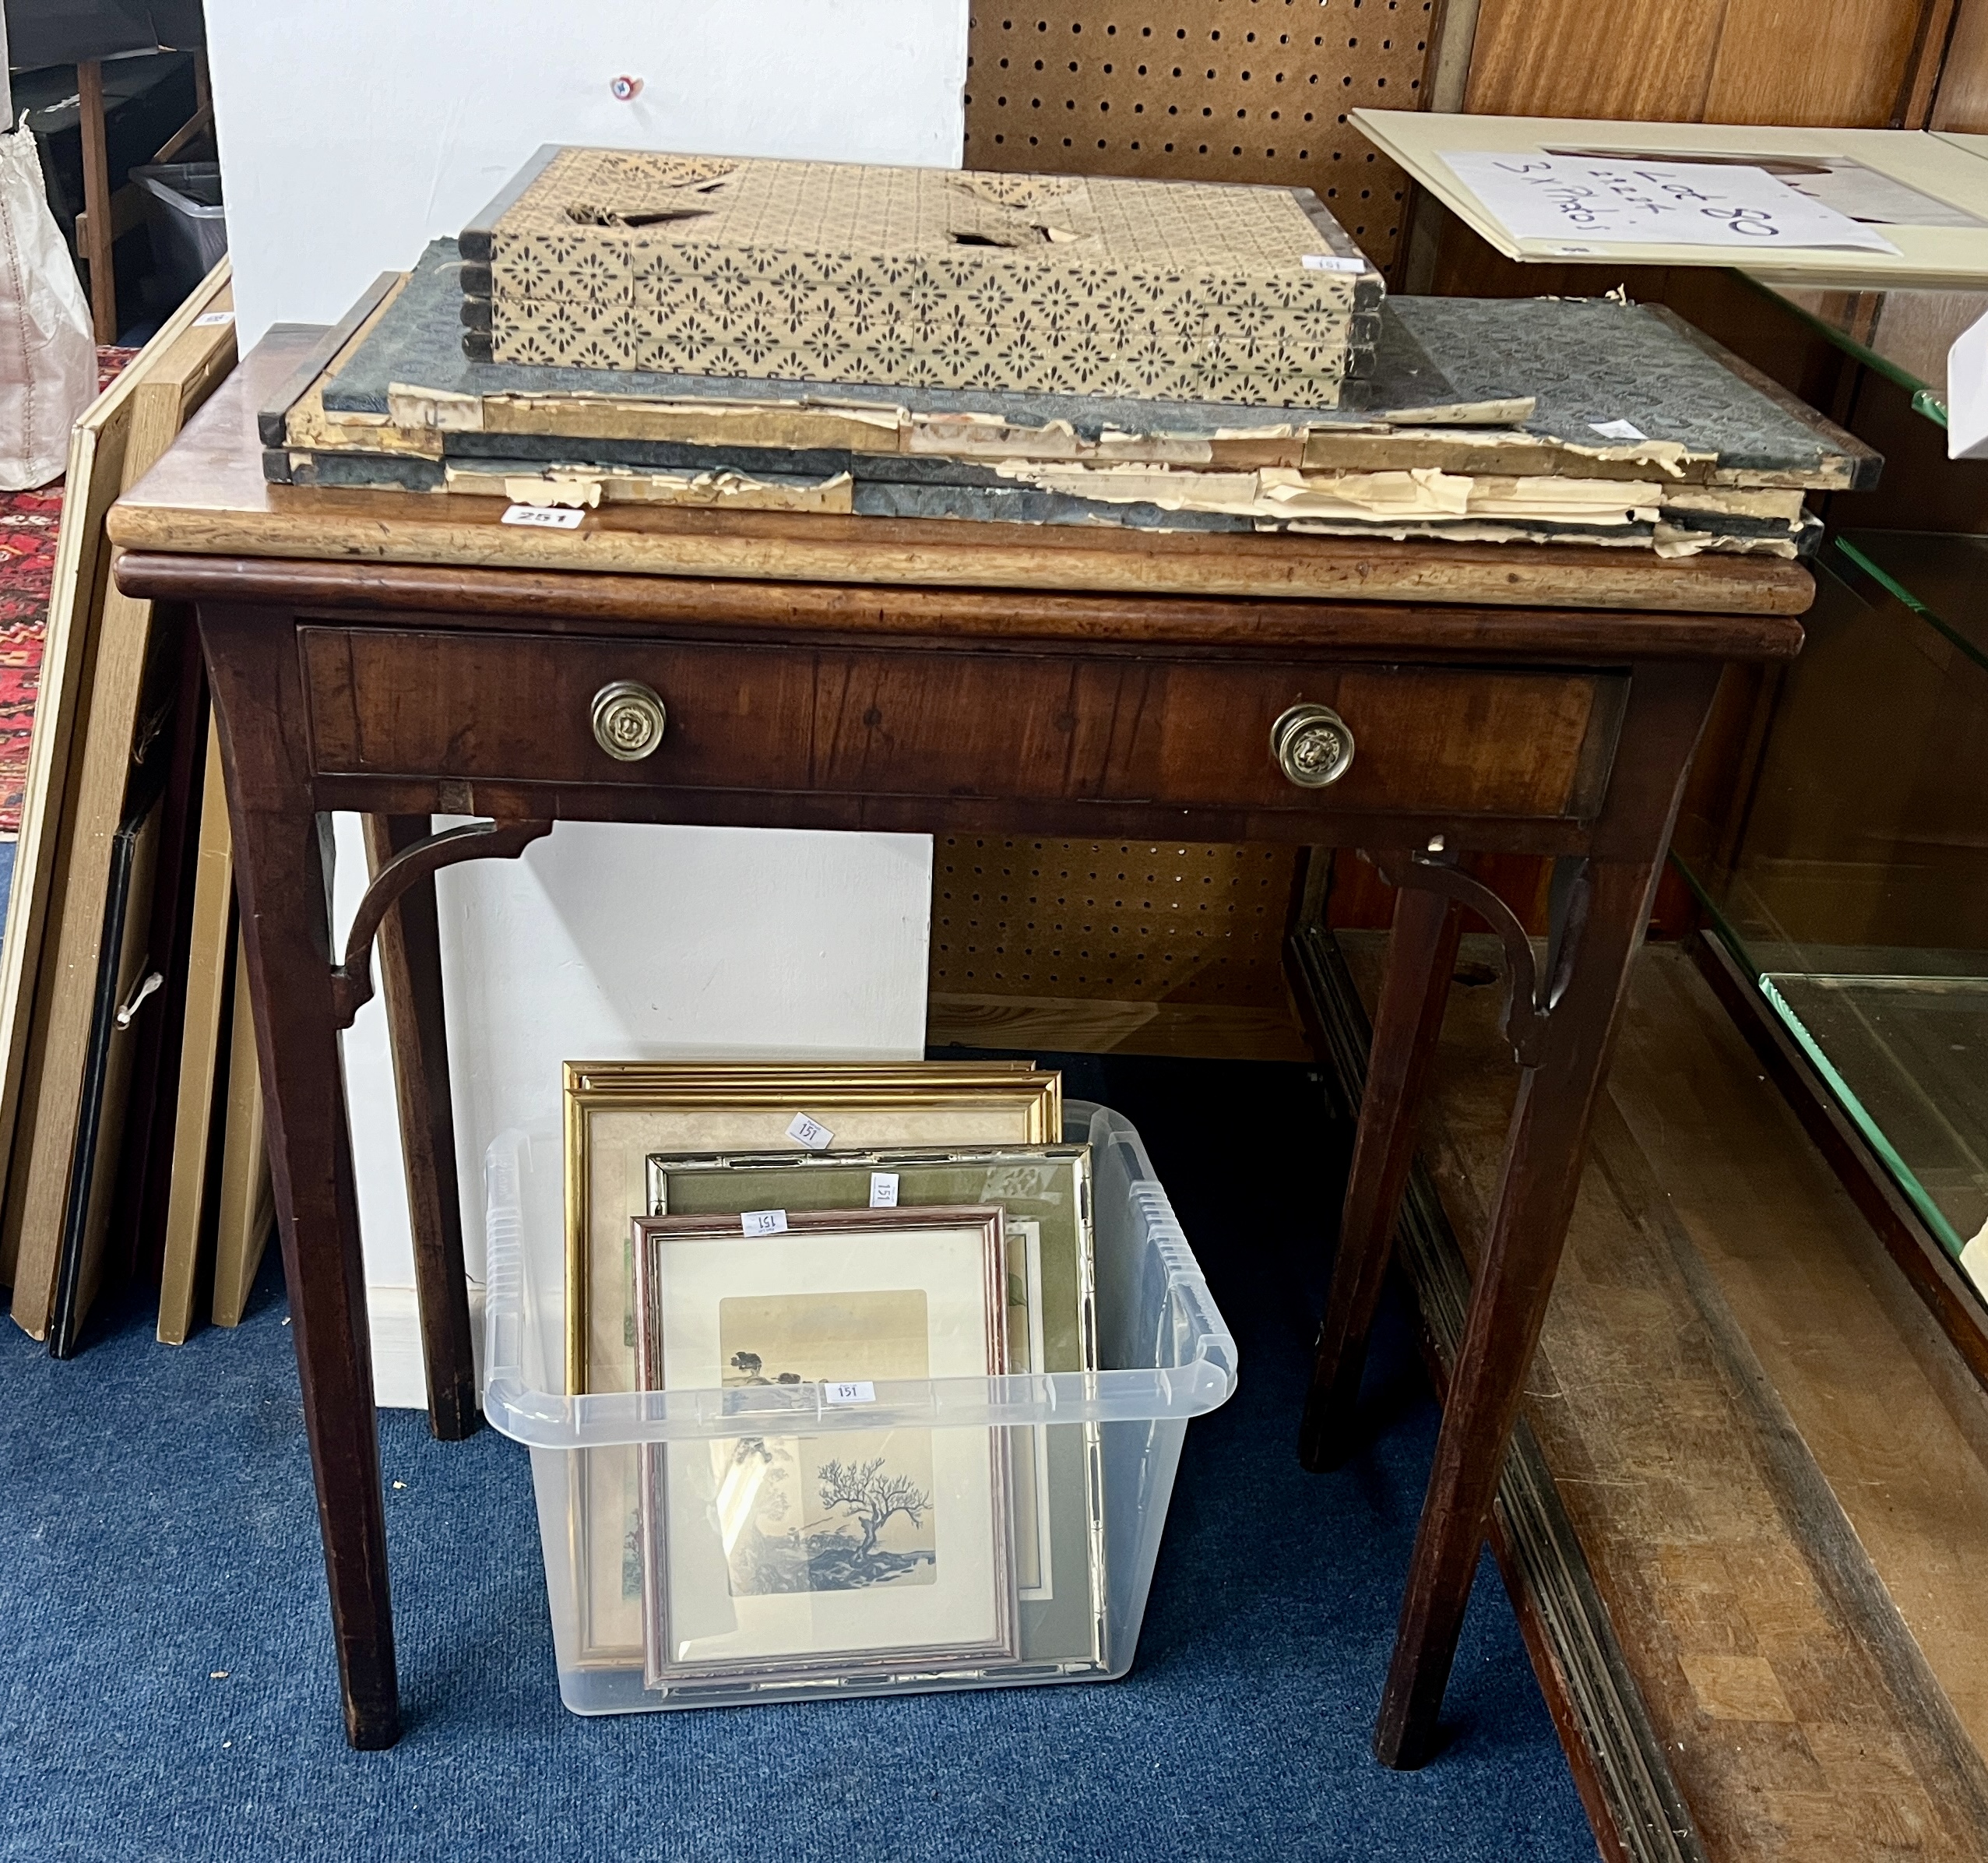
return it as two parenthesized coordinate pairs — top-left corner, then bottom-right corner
(786, 1112), (833, 1150)
(1589, 418), (1648, 442)
(1301, 253), (1367, 273)
(500, 503), (585, 529)
(823, 1380), (876, 1406)
(869, 1172), (899, 1208)
(740, 1209), (789, 1237)
(194, 310), (235, 326)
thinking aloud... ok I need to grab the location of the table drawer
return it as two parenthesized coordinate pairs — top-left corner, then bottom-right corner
(301, 626), (1624, 821)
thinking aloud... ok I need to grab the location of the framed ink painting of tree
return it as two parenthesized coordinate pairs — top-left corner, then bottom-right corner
(632, 1206), (1019, 1693)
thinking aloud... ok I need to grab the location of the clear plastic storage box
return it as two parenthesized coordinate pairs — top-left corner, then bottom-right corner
(130, 162), (227, 303)
(482, 1101), (1237, 1714)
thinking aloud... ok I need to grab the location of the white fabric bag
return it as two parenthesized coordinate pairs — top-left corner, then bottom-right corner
(0, 118), (94, 490)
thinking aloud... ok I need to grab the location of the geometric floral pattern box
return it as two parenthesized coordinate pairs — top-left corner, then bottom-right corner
(459, 147), (1385, 407)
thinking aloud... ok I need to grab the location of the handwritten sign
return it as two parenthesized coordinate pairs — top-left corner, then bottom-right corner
(740, 1210), (788, 1237)
(868, 1172), (900, 1208)
(823, 1380), (876, 1406)
(1438, 151), (1900, 255)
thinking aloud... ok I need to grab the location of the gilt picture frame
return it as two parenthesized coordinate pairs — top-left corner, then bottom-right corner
(560, 1062), (1061, 1671)
(563, 1062), (1061, 1396)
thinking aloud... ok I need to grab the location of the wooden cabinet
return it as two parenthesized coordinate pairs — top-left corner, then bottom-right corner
(1458, 0), (1937, 127)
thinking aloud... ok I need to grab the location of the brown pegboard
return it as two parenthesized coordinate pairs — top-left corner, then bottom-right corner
(950, 3), (1428, 1028)
(929, 837), (1301, 1003)
(963, 0), (1430, 270)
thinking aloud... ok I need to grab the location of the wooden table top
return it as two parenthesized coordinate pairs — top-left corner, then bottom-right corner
(110, 327), (1813, 650)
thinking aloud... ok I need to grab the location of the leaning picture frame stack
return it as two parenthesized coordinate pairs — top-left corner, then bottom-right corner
(0, 260), (239, 1347)
(482, 1081), (1233, 1715)
(560, 1061), (1069, 1684)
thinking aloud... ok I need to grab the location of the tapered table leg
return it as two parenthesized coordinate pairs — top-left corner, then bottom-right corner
(76, 63), (117, 345)
(232, 805), (399, 1749)
(1373, 855), (1661, 1770)
(1300, 880), (1461, 1471)
(363, 813), (480, 1441)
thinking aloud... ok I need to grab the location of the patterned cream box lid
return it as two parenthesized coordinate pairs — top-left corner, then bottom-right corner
(461, 148), (1382, 321)
(459, 148), (1384, 403)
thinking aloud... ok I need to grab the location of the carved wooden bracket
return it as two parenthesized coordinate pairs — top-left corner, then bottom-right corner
(1373, 849), (1592, 1068)
(331, 819), (554, 1029)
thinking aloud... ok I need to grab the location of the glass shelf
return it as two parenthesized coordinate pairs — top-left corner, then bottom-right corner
(1835, 530), (1988, 669)
(1741, 276), (1988, 428)
(1759, 971), (1988, 1254)
(1680, 545), (1988, 1267)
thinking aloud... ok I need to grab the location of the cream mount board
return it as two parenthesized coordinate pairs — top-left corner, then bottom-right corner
(1354, 111), (1988, 287)
(459, 146), (1385, 407)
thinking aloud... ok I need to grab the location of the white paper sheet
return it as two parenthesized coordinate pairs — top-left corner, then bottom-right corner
(1438, 151), (1903, 255)
(1538, 146), (1988, 228)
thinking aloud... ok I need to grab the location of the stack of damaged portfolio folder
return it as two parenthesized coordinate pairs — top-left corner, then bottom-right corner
(261, 146), (1867, 558)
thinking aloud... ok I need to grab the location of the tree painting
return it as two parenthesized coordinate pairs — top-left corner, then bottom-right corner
(818, 1456), (931, 1559)
(721, 1438), (938, 1594)
(716, 1291), (936, 1595)
(799, 1450), (936, 1590)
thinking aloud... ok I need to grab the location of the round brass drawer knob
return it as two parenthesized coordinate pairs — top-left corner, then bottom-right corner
(591, 680), (667, 762)
(1272, 703), (1355, 788)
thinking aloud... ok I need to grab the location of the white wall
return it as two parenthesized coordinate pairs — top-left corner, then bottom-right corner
(202, 0), (971, 347)
(206, 2), (968, 1401)
(333, 822), (934, 1406)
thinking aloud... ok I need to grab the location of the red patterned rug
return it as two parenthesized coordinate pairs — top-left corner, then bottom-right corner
(0, 348), (141, 835)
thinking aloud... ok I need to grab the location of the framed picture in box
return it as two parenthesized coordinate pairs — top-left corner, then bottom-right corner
(632, 1206), (1018, 1692)
(647, 1143), (1107, 1675)
(563, 1061), (1061, 1394)
(561, 1062), (1061, 1671)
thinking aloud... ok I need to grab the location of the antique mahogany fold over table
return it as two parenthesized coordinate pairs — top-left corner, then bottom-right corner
(111, 329), (1811, 1761)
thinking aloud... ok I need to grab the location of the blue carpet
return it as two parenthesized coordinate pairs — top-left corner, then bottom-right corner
(0, 1052), (1590, 1862)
